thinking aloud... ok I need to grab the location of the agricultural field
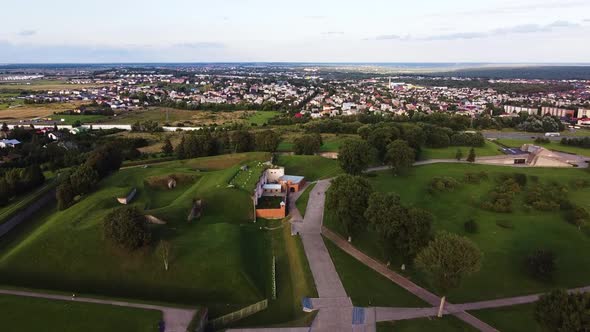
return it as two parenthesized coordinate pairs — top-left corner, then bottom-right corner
(420, 141), (503, 160)
(247, 111), (280, 126)
(0, 80), (106, 91)
(0, 294), (161, 332)
(0, 101), (86, 121)
(0, 152), (277, 317)
(497, 138), (590, 157)
(275, 155), (343, 181)
(325, 164), (590, 303)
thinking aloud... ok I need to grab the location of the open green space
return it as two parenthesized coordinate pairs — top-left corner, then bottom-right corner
(471, 303), (544, 332)
(247, 111), (280, 126)
(230, 223), (317, 328)
(421, 141), (502, 160)
(0, 294), (162, 332)
(496, 138), (590, 157)
(325, 164), (590, 303)
(0, 153), (275, 316)
(230, 161), (268, 191)
(377, 316), (478, 332)
(325, 240), (426, 307)
(275, 155), (343, 181)
(295, 183), (316, 217)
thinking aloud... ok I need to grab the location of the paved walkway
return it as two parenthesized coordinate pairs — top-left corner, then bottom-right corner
(323, 228), (498, 332)
(0, 289), (197, 332)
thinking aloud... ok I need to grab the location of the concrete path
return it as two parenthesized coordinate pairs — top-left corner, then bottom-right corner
(0, 289), (197, 332)
(323, 228), (498, 332)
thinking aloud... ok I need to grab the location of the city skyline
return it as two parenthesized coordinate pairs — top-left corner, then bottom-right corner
(1, 0), (590, 63)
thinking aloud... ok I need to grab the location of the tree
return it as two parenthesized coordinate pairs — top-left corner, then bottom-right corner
(56, 180), (76, 210)
(568, 206), (590, 230)
(1, 123), (8, 132)
(525, 249), (556, 281)
(69, 165), (99, 195)
(156, 240), (173, 271)
(415, 232), (482, 317)
(386, 140), (415, 175)
(455, 149), (464, 161)
(535, 289), (590, 332)
(175, 135), (186, 159)
(103, 206), (151, 250)
(85, 144), (122, 178)
(466, 148), (476, 163)
(338, 139), (374, 175)
(162, 138), (174, 155)
(326, 175), (373, 238)
(367, 127), (397, 161)
(230, 130), (254, 153)
(293, 134), (322, 155)
(365, 192), (433, 262)
(255, 130), (280, 152)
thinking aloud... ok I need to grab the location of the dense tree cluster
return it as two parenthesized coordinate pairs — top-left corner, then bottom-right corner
(535, 289), (590, 332)
(293, 134), (322, 155)
(561, 137), (590, 149)
(338, 139), (375, 175)
(103, 206), (151, 250)
(0, 164), (45, 206)
(326, 175), (373, 237)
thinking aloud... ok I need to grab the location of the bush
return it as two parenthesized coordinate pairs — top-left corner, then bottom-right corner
(566, 206), (590, 229)
(534, 137), (550, 144)
(103, 206), (151, 250)
(525, 249), (556, 280)
(428, 176), (461, 193)
(464, 219), (479, 234)
(464, 171), (489, 184)
(535, 290), (590, 331)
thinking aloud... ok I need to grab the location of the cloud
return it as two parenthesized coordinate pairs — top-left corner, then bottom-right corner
(374, 34), (402, 40)
(321, 31), (344, 36)
(17, 30), (36, 37)
(453, 0), (589, 16)
(173, 42), (225, 49)
(304, 15), (327, 20)
(370, 20), (581, 42)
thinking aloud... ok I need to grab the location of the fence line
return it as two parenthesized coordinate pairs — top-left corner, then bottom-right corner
(207, 299), (268, 329)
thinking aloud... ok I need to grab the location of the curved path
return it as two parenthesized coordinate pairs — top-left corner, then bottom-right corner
(0, 289), (197, 332)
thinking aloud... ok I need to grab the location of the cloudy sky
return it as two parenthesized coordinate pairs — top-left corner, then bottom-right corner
(1, 0), (589, 63)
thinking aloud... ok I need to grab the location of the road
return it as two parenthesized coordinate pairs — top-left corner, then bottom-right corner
(0, 289), (197, 332)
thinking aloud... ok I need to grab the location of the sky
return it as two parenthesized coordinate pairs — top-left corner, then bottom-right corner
(1, 0), (590, 63)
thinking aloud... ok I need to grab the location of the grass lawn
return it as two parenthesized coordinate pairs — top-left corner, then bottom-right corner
(0, 153), (273, 315)
(275, 155), (343, 181)
(0, 294), (162, 332)
(247, 111), (280, 126)
(470, 303), (544, 332)
(229, 224), (317, 328)
(496, 138), (590, 157)
(230, 161), (268, 191)
(420, 141), (502, 160)
(377, 316), (478, 332)
(295, 183), (316, 217)
(277, 134), (359, 152)
(325, 240), (426, 307)
(326, 164), (590, 303)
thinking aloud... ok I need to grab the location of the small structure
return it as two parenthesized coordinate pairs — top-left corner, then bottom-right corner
(167, 177), (177, 189)
(253, 167), (305, 220)
(0, 139), (21, 148)
(187, 199), (203, 221)
(521, 144), (577, 167)
(117, 188), (137, 205)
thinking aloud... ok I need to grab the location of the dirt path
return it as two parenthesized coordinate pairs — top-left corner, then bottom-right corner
(0, 289), (197, 332)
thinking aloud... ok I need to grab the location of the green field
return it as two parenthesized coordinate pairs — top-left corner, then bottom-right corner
(497, 138), (590, 157)
(325, 240), (426, 307)
(471, 303), (544, 332)
(295, 183), (316, 217)
(377, 316), (477, 332)
(0, 294), (161, 332)
(325, 164), (590, 303)
(421, 141), (502, 160)
(248, 111), (280, 126)
(0, 153), (275, 316)
(275, 155), (343, 181)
